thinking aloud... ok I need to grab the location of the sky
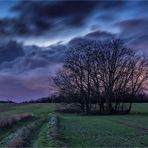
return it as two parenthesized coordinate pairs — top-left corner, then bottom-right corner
(0, 0), (148, 102)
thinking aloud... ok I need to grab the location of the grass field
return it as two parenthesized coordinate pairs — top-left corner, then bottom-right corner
(0, 103), (55, 117)
(0, 103), (147, 147)
(60, 103), (148, 147)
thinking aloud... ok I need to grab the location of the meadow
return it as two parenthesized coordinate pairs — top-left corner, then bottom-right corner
(60, 103), (148, 147)
(0, 103), (148, 147)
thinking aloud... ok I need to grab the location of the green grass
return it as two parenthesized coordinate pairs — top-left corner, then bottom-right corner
(37, 123), (49, 147)
(60, 103), (148, 147)
(0, 103), (55, 117)
(34, 122), (54, 148)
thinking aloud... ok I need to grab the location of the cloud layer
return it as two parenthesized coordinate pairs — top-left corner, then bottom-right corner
(0, 40), (66, 101)
(0, 1), (148, 101)
(0, 1), (128, 44)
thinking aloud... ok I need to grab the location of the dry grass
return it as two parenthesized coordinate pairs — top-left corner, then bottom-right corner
(0, 113), (33, 128)
(7, 117), (46, 148)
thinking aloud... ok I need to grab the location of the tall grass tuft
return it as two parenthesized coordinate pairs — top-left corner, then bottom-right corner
(6, 117), (46, 147)
(0, 113), (34, 128)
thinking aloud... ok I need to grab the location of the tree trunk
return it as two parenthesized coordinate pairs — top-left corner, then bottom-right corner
(126, 103), (132, 113)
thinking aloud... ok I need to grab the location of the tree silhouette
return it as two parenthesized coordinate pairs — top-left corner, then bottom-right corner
(54, 39), (148, 114)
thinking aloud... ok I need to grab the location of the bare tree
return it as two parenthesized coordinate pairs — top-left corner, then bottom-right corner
(53, 39), (148, 114)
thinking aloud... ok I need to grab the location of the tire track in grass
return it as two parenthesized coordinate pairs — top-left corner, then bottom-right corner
(29, 116), (48, 148)
(106, 117), (148, 133)
(32, 122), (50, 148)
(107, 115), (148, 130)
(32, 115), (54, 148)
(90, 118), (132, 146)
(35, 123), (46, 147)
(104, 117), (148, 146)
(60, 115), (147, 147)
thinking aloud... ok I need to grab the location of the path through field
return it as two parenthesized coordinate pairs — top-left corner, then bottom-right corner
(0, 103), (55, 147)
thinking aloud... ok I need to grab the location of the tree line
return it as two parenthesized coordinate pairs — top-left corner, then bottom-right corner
(54, 39), (148, 114)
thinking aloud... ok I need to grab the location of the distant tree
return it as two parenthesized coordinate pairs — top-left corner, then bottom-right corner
(54, 39), (148, 114)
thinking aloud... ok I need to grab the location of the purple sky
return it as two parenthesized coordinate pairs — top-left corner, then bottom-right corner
(0, 1), (148, 102)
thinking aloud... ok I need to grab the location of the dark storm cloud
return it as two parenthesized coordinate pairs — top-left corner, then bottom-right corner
(0, 40), (67, 76)
(0, 30), (114, 75)
(0, 28), (147, 101)
(0, 41), (64, 101)
(85, 31), (115, 40)
(0, 40), (24, 64)
(115, 18), (148, 53)
(0, 30), (115, 73)
(0, 1), (99, 37)
(98, 15), (115, 22)
(68, 37), (91, 47)
(0, 0), (126, 38)
(0, 29), (117, 101)
(116, 18), (148, 32)
(68, 30), (115, 47)
(126, 35), (148, 54)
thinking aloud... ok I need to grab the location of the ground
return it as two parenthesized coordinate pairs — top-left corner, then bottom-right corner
(0, 103), (148, 147)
